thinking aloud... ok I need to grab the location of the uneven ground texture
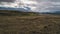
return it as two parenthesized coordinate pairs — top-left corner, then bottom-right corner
(0, 15), (60, 34)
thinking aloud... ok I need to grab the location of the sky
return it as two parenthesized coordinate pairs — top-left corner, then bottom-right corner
(0, 0), (60, 12)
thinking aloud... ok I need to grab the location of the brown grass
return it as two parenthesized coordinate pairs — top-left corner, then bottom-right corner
(0, 10), (60, 34)
(0, 15), (60, 34)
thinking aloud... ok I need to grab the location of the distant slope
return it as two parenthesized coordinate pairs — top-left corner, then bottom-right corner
(40, 11), (60, 15)
(0, 10), (39, 16)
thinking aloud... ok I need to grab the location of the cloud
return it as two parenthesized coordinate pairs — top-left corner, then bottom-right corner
(49, 0), (60, 2)
(0, 0), (14, 2)
(0, 0), (60, 12)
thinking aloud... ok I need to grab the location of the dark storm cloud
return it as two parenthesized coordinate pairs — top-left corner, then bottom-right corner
(0, 0), (15, 2)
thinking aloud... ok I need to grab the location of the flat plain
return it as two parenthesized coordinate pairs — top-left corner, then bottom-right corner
(0, 10), (60, 34)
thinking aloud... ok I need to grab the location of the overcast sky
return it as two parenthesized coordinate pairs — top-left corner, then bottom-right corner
(0, 0), (60, 12)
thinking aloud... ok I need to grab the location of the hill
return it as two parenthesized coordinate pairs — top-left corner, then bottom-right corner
(0, 10), (38, 16)
(0, 10), (60, 34)
(41, 11), (60, 15)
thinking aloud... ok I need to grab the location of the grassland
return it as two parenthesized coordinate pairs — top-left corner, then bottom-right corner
(0, 10), (60, 34)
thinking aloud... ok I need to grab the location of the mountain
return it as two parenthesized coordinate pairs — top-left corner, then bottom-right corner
(0, 7), (60, 15)
(0, 7), (31, 12)
(40, 11), (60, 15)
